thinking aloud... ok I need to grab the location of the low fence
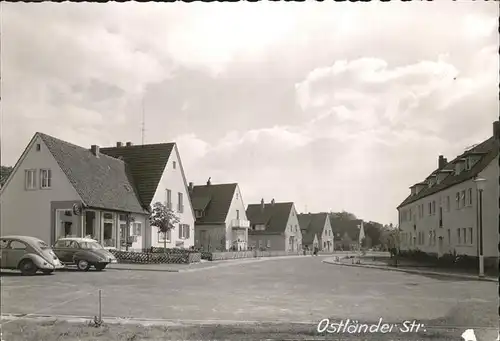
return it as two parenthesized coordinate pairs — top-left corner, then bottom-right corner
(201, 250), (304, 261)
(109, 249), (201, 264)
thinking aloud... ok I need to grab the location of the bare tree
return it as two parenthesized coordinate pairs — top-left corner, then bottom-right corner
(149, 201), (180, 253)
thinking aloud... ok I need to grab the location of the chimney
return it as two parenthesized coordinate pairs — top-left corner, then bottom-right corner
(271, 198), (275, 205)
(125, 142), (133, 147)
(438, 155), (447, 169)
(116, 142), (123, 147)
(188, 182), (193, 193)
(261, 198), (265, 210)
(90, 145), (100, 158)
(207, 177), (211, 186)
(494, 121), (500, 140)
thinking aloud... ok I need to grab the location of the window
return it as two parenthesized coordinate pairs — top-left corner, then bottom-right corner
(179, 224), (190, 239)
(428, 202), (432, 216)
(158, 229), (171, 242)
(409, 208), (412, 221)
(25, 169), (36, 190)
(469, 227), (473, 245)
(165, 189), (172, 209)
(236, 193), (239, 200)
(40, 169), (52, 189)
(236, 210), (240, 220)
(432, 201), (436, 215)
(36, 143), (41, 151)
(465, 158), (470, 170)
(467, 188), (473, 206)
(266, 240), (271, 248)
(457, 229), (461, 244)
(173, 161), (176, 169)
(446, 196), (450, 211)
(461, 190), (466, 208)
(462, 228), (467, 244)
(447, 229), (451, 244)
(132, 222), (142, 236)
(195, 210), (203, 218)
(9, 240), (27, 250)
(258, 240), (263, 248)
(455, 192), (460, 209)
(178, 192), (184, 213)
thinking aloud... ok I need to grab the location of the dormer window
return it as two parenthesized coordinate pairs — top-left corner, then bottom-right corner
(195, 210), (204, 218)
(255, 224), (266, 231)
(464, 157), (471, 171)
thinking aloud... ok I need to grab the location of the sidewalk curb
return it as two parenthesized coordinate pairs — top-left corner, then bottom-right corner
(322, 259), (498, 282)
(107, 266), (180, 273)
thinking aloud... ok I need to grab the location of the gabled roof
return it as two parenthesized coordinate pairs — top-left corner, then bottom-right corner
(330, 217), (362, 241)
(298, 213), (329, 244)
(100, 143), (175, 207)
(38, 133), (146, 214)
(246, 202), (294, 235)
(190, 183), (237, 224)
(398, 136), (498, 208)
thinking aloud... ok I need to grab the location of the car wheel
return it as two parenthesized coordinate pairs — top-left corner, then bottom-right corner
(42, 269), (54, 275)
(19, 259), (38, 276)
(94, 264), (106, 271)
(76, 259), (90, 271)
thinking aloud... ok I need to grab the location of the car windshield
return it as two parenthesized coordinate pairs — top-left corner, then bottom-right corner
(79, 242), (103, 250)
(38, 241), (50, 250)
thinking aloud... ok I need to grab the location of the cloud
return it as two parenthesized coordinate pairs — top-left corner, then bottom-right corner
(2, 2), (498, 224)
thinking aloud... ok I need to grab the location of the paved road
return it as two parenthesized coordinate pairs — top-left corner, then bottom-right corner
(1, 256), (497, 338)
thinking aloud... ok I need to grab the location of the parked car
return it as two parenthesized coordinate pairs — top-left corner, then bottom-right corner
(52, 238), (117, 271)
(0, 235), (64, 275)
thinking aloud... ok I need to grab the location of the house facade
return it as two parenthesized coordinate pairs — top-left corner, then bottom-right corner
(0, 133), (195, 251)
(246, 199), (302, 252)
(397, 123), (499, 268)
(190, 180), (249, 251)
(100, 142), (195, 250)
(0, 134), (149, 250)
(298, 213), (334, 252)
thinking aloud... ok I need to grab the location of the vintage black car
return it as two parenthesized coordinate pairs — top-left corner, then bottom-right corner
(52, 238), (117, 271)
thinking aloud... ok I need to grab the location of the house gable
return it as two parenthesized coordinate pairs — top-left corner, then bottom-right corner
(149, 144), (195, 247)
(224, 184), (248, 226)
(0, 133), (81, 200)
(0, 133), (82, 241)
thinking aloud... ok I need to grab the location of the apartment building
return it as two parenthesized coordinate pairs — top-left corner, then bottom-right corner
(397, 122), (499, 268)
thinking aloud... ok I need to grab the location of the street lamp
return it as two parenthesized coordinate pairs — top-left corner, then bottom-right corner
(473, 177), (487, 278)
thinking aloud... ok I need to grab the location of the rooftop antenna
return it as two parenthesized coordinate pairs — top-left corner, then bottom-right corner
(141, 96), (145, 145)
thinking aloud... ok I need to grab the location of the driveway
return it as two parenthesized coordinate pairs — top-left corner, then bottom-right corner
(1, 256), (497, 336)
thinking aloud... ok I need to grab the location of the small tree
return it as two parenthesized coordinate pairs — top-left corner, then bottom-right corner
(149, 201), (180, 253)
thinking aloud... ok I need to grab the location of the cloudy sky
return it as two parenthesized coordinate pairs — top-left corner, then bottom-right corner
(2, 2), (498, 225)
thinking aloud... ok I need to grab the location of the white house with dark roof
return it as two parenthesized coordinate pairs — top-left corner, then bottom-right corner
(298, 213), (334, 252)
(189, 179), (249, 251)
(0, 133), (195, 251)
(246, 199), (302, 252)
(397, 122), (499, 269)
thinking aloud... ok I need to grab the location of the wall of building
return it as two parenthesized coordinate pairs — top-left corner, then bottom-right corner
(319, 217), (335, 251)
(284, 204), (302, 251)
(477, 156), (499, 258)
(224, 184), (249, 249)
(150, 145), (195, 249)
(0, 135), (81, 243)
(194, 224), (225, 251)
(399, 155), (499, 258)
(248, 233), (285, 251)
